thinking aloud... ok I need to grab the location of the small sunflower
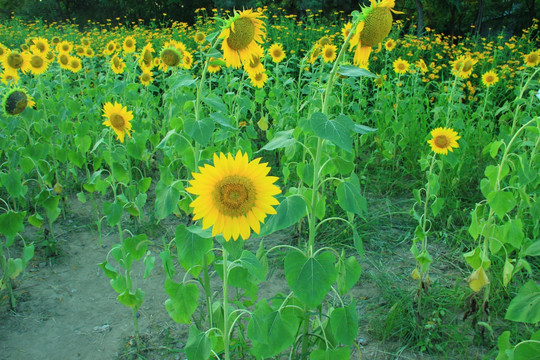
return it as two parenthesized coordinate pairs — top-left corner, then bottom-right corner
(123, 36), (136, 53)
(393, 58), (409, 74)
(219, 9), (266, 69)
(102, 102), (133, 143)
(29, 37), (50, 54)
(139, 70), (153, 86)
(207, 57), (223, 73)
(186, 150), (281, 241)
(0, 43), (7, 61)
(249, 71), (268, 88)
(85, 47), (95, 58)
(139, 43), (155, 70)
(111, 54), (126, 74)
(104, 40), (117, 56)
(182, 51), (193, 70)
(75, 45), (86, 57)
(57, 40), (73, 54)
(268, 43), (285, 63)
(481, 70), (499, 87)
(2, 88), (31, 115)
(27, 52), (50, 75)
(0, 69), (20, 85)
(415, 58), (428, 74)
(427, 127), (461, 155)
(243, 54), (264, 75)
(384, 38), (396, 51)
(194, 31), (206, 44)
(350, 0), (402, 68)
(68, 56), (83, 73)
(308, 44), (322, 64)
(523, 50), (540, 67)
(58, 53), (71, 70)
(457, 56), (477, 79)
(342, 22), (353, 42)
(322, 44), (337, 63)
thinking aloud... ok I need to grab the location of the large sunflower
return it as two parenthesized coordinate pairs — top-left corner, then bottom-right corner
(219, 9), (266, 69)
(2, 88), (33, 116)
(350, 0), (402, 68)
(427, 127), (461, 155)
(111, 54), (126, 74)
(102, 102), (133, 143)
(27, 52), (50, 75)
(2, 50), (31, 73)
(186, 151), (281, 241)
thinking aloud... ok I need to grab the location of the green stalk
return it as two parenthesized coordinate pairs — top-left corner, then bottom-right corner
(222, 247), (230, 360)
(202, 253), (213, 329)
(0, 244), (16, 309)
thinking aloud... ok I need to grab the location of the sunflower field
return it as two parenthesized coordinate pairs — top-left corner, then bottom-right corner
(0, 2), (539, 360)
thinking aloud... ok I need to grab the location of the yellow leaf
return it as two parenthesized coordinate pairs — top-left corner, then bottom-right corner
(257, 116), (268, 131)
(467, 267), (490, 292)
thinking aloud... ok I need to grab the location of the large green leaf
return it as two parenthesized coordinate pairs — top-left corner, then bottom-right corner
(310, 347), (351, 360)
(0, 210), (26, 239)
(175, 224), (213, 277)
(336, 173), (367, 215)
(256, 195), (306, 237)
(0, 171), (23, 198)
(329, 302), (358, 345)
(505, 280), (540, 323)
(185, 325), (212, 360)
(338, 65), (376, 78)
(154, 179), (183, 220)
(184, 117), (215, 146)
(238, 250), (267, 281)
(337, 255), (362, 296)
(124, 234), (149, 261)
(259, 129), (295, 151)
(164, 279), (199, 324)
(118, 288), (145, 309)
(284, 251), (337, 308)
(487, 190), (517, 220)
(103, 201), (123, 227)
(309, 112), (353, 153)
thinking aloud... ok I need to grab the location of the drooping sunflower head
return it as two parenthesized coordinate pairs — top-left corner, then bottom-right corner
(182, 51), (194, 69)
(318, 36), (332, 47)
(139, 43), (155, 69)
(123, 36), (136, 53)
(427, 127), (461, 155)
(186, 150), (281, 241)
(482, 70), (499, 87)
(219, 9), (266, 68)
(3, 88), (30, 116)
(523, 50), (540, 67)
(208, 57), (223, 73)
(102, 101), (134, 143)
(268, 43), (285, 63)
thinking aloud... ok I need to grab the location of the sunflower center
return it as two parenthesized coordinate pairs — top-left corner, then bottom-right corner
(143, 50), (153, 65)
(5, 91), (28, 115)
(62, 44), (70, 52)
(7, 53), (23, 69)
(255, 73), (264, 81)
(195, 32), (205, 42)
(161, 48), (181, 67)
(462, 60), (473, 72)
(249, 56), (260, 68)
(485, 75), (494, 83)
(325, 48), (334, 58)
(126, 39), (134, 47)
(528, 53), (538, 63)
(110, 113), (125, 129)
(141, 73), (151, 82)
(70, 59), (80, 68)
(227, 17), (255, 51)
(434, 135), (449, 148)
(31, 55), (44, 68)
(113, 57), (121, 67)
(108, 44), (114, 51)
(59, 54), (69, 65)
(361, 7), (393, 48)
(212, 175), (256, 217)
(36, 42), (46, 52)
(272, 48), (282, 58)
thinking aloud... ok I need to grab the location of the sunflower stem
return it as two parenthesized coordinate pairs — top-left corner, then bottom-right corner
(222, 247), (231, 360)
(202, 253), (213, 329)
(0, 244), (17, 310)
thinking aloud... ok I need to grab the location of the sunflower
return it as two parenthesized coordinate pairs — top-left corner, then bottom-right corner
(68, 56), (82, 73)
(159, 47), (182, 71)
(102, 102), (133, 143)
(163, 40), (186, 54)
(457, 56), (477, 79)
(0, 69), (20, 85)
(308, 44), (322, 64)
(322, 44), (338, 63)
(186, 150), (281, 241)
(57, 40), (73, 54)
(2, 88), (31, 116)
(81, 37), (91, 48)
(85, 47), (95, 58)
(249, 71), (268, 88)
(393, 58), (409, 74)
(139, 70), (153, 86)
(384, 38), (396, 51)
(207, 57), (223, 73)
(123, 36), (136, 53)
(350, 0), (402, 68)
(182, 51), (193, 70)
(415, 58), (428, 74)
(27, 52), (50, 75)
(194, 31), (206, 44)
(75, 45), (86, 57)
(2, 50), (30, 73)
(30, 37), (50, 54)
(268, 43), (285, 63)
(481, 70), (499, 87)
(244, 54), (264, 75)
(103, 40), (117, 56)
(139, 43), (155, 70)
(58, 53), (71, 70)
(523, 50), (540, 67)
(374, 73), (387, 87)
(111, 54), (126, 74)
(427, 127), (461, 155)
(0, 43), (7, 61)
(341, 22), (353, 42)
(219, 9), (266, 68)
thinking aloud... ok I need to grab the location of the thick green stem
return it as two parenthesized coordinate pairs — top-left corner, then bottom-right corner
(202, 254), (213, 328)
(0, 245), (16, 309)
(222, 248), (230, 360)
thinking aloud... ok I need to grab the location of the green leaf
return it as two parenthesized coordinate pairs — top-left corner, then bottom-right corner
(143, 256), (155, 278)
(103, 201), (123, 227)
(336, 174), (367, 215)
(124, 234), (149, 261)
(22, 244), (34, 264)
(164, 279), (199, 324)
(184, 117), (215, 146)
(309, 112), (353, 153)
(160, 249), (175, 279)
(338, 65), (376, 78)
(431, 197), (445, 217)
(514, 338), (540, 360)
(330, 302), (358, 345)
(210, 112), (235, 129)
(112, 161), (130, 185)
(310, 348), (351, 360)
(238, 250), (266, 281)
(138, 177), (152, 193)
(525, 240), (540, 257)
(256, 195), (307, 237)
(185, 325), (212, 360)
(505, 280), (540, 323)
(487, 190), (516, 220)
(284, 251), (338, 308)
(154, 180), (182, 220)
(175, 224), (213, 277)
(202, 93), (227, 113)
(297, 163), (314, 187)
(110, 275), (127, 293)
(118, 288), (145, 309)
(0, 210), (26, 239)
(259, 129), (295, 151)
(99, 261), (118, 279)
(495, 331), (511, 360)
(351, 124), (377, 135)
(0, 171), (22, 198)
(76, 191), (87, 204)
(337, 255), (362, 296)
